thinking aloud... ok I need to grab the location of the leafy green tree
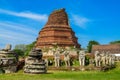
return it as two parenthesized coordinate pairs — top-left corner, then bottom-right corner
(14, 44), (27, 57)
(110, 40), (120, 44)
(87, 40), (100, 53)
(14, 44), (26, 52)
(25, 41), (36, 56)
(13, 49), (24, 57)
(14, 41), (36, 57)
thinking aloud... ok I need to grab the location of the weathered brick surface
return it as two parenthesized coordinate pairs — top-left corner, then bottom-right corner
(36, 9), (80, 49)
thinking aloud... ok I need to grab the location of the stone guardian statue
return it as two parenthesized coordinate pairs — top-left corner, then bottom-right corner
(79, 50), (85, 66)
(54, 48), (60, 67)
(94, 51), (101, 67)
(63, 50), (70, 67)
(100, 51), (106, 66)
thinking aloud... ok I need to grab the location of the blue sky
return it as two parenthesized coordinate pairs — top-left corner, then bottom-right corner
(0, 0), (120, 49)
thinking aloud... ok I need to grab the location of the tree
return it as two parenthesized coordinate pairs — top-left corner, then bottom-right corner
(87, 40), (100, 53)
(14, 44), (26, 52)
(14, 44), (27, 57)
(14, 41), (36, 57)
(25, 41), (36, 56)
(110, 40), (120, 44)
(13, 49), (24, 57)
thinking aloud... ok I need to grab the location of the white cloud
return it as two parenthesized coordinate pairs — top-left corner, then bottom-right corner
(0, 9), (48, 22)
(0, 21), (37, 35)
(0, 28), (36, 41)
(0, 29), (36, 48)
(0, 9), (47, 48)
(0, 21), (38, 49)
(71, 14), (90, 29)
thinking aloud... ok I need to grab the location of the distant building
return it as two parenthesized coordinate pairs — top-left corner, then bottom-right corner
(92, 44), (120, 57)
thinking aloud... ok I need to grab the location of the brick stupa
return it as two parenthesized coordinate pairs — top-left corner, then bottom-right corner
(36, 8), (80, 49)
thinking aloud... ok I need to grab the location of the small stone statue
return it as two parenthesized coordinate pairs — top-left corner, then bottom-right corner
(105, 52), (110, 65)
(100, 51), (106, 66)
(111, 54), (116, 65)
(63, 50), (70, 67)
(54, 48), (60, 67)
(108, 54), (112, 66)
(89, 58), (95, 65)
(3, 44), (11, 51)
(79, 50), (85, 66)
(94, 51), (101, 67)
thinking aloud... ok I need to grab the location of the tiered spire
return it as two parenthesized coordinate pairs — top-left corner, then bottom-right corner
(36, 8), (80, 49)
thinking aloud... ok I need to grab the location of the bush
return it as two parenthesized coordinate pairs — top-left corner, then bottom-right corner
(85, 56), (90, 65)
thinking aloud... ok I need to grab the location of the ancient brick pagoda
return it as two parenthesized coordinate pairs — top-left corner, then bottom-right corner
(36, 8), (80, 49)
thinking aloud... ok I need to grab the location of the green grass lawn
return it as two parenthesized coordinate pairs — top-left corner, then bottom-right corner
(0, 62), (120, 80)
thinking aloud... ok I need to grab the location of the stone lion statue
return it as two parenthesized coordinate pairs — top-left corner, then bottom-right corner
(63, 50), (70, 67)
(94, 51), (101, 67)
(79, 50), (85, 66)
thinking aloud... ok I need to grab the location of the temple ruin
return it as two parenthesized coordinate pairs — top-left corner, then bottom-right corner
(92, 44), (120, 54)
(35, 8), (80, 49)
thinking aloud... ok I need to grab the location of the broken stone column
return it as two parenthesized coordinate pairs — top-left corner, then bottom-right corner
(24, 48), (47, 74)
(0, 44), (18, 73)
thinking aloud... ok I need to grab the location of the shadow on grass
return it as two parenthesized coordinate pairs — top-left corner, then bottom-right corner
(23, 72), (53, 75)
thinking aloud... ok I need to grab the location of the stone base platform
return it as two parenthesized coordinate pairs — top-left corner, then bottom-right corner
(47, 65), (115, 71)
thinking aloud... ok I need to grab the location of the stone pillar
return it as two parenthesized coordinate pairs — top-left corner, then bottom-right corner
(0, 44), (17, 73)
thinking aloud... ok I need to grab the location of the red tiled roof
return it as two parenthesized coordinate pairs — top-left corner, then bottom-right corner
(92, 44), (120, 54)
